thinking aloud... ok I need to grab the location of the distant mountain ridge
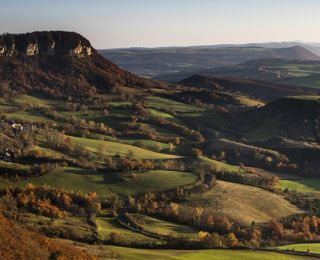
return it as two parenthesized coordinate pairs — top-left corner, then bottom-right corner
(100, 44), (320, 78)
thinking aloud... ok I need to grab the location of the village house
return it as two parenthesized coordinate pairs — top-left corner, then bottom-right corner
(0, 148), (15, 162)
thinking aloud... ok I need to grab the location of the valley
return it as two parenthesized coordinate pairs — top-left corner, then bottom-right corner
(0, 31), (319, 260)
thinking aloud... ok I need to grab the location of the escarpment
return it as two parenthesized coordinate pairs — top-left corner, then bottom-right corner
(0, 31), (162, 98)
(0, 31), (92, 57)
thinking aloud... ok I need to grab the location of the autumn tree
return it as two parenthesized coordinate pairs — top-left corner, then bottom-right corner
(168, 142), (175, 153)
(224, 232), (238, 247)
(192, 207), (204, 226)
(269, 219), (284, 239)
(191, 148), (202, 157)
(154, 142), (162, 152)
(97, 143), (108, 160)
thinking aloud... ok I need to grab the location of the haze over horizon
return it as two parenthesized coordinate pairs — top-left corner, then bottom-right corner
(1, 0), (320, 49)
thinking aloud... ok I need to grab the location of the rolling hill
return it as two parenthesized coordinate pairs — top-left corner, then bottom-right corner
(180, 180), (303, 225)
(155, 58), (320, 89)
(178, 74), (318, 101)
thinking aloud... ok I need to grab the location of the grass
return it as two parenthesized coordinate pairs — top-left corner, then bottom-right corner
(277, 243), (320, 254)
(107, 246), (312, 260)
(145, 96), (201, 113)
(68, 135), (181, 159)
(278, 179), (320, 193)
(200, 156), (240, 173)
(13, 94), (60, 108)
(4, 110), (53, 123)
(104, 170), (197, 195)
(19, 212), (93, 240)
(139, 123), (179, 137)
(237, 96), (264, 107)
(108, 101), (132, 107)
(288, 95), (320, 102)
(281, 75), (320, 88)
(0, 168), (196, 197)
(96, 217), (158, 243)
(244, 119), (283, 141)
(127, 214), (198, 239)
(0, 161), (30, 171)
(120, 138), (170, 151)
(181, 180), (302, 226)
(182, 111), (232, 133)
(275, 64), (320, 88)
(148, 108), (175, 119)
(0, 167), (113, 197)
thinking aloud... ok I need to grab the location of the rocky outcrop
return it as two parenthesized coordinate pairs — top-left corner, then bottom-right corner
(0, 31), (93, 57)
(69, 42), (92, 57)
(26, 43), (39, 56)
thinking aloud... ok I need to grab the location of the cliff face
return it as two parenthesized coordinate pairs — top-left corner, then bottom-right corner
(0, 31), (92, 57)
(0, 31), (161, 98)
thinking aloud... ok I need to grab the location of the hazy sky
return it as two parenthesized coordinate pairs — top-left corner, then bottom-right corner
(0, 0), (320, 49)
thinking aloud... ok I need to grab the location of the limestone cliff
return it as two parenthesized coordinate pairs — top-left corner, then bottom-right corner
(0, 31), (92, 57)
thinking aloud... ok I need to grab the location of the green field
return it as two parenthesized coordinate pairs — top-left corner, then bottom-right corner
(69, 135), (181, 159)
(139, 122), (179, 137)
(96, 217), (158, 244)
(13, 94), (61, 108)
(0, 160), (30, 171)
(200, 156), (240, 173)
(120, 138), (170, 151)
(4, 110), (53, 123)
(0, 167), (113, 197)
(274, 64), (320, 88)
(127, 214), (198, 239)
(104, 170), (196, 195)
(1, 167), (196, 197)
(236, 95), (264, 107)
(244, 119), (283, 141)
(288, 95), (320, 102)
(182, 111), (233, 133)
(277, 243), (320, 254)
(108, 101), (132, 107)
(145, 96), (201, 113)
(148, 108), (175, 119)
(278, 179), (320, 193)
(107, 246), (312, 260)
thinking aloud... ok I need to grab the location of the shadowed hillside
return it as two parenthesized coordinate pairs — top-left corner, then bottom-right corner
(178, 75), (318, 101)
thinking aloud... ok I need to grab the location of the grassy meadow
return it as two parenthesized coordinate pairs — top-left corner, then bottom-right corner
(1, 167), (196, 197)
(181, 180), (302, 225)
(68, 135), (181, 159)
(277, 243), (320, 254)
(278, 179), (320, 193)
(107, 246), (313, 260)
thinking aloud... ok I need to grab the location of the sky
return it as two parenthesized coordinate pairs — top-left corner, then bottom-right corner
(0, 0), (320, 49)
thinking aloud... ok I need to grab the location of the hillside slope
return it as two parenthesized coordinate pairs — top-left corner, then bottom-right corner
(0, 215), (94, 259)
(181, 180), (303, 225)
